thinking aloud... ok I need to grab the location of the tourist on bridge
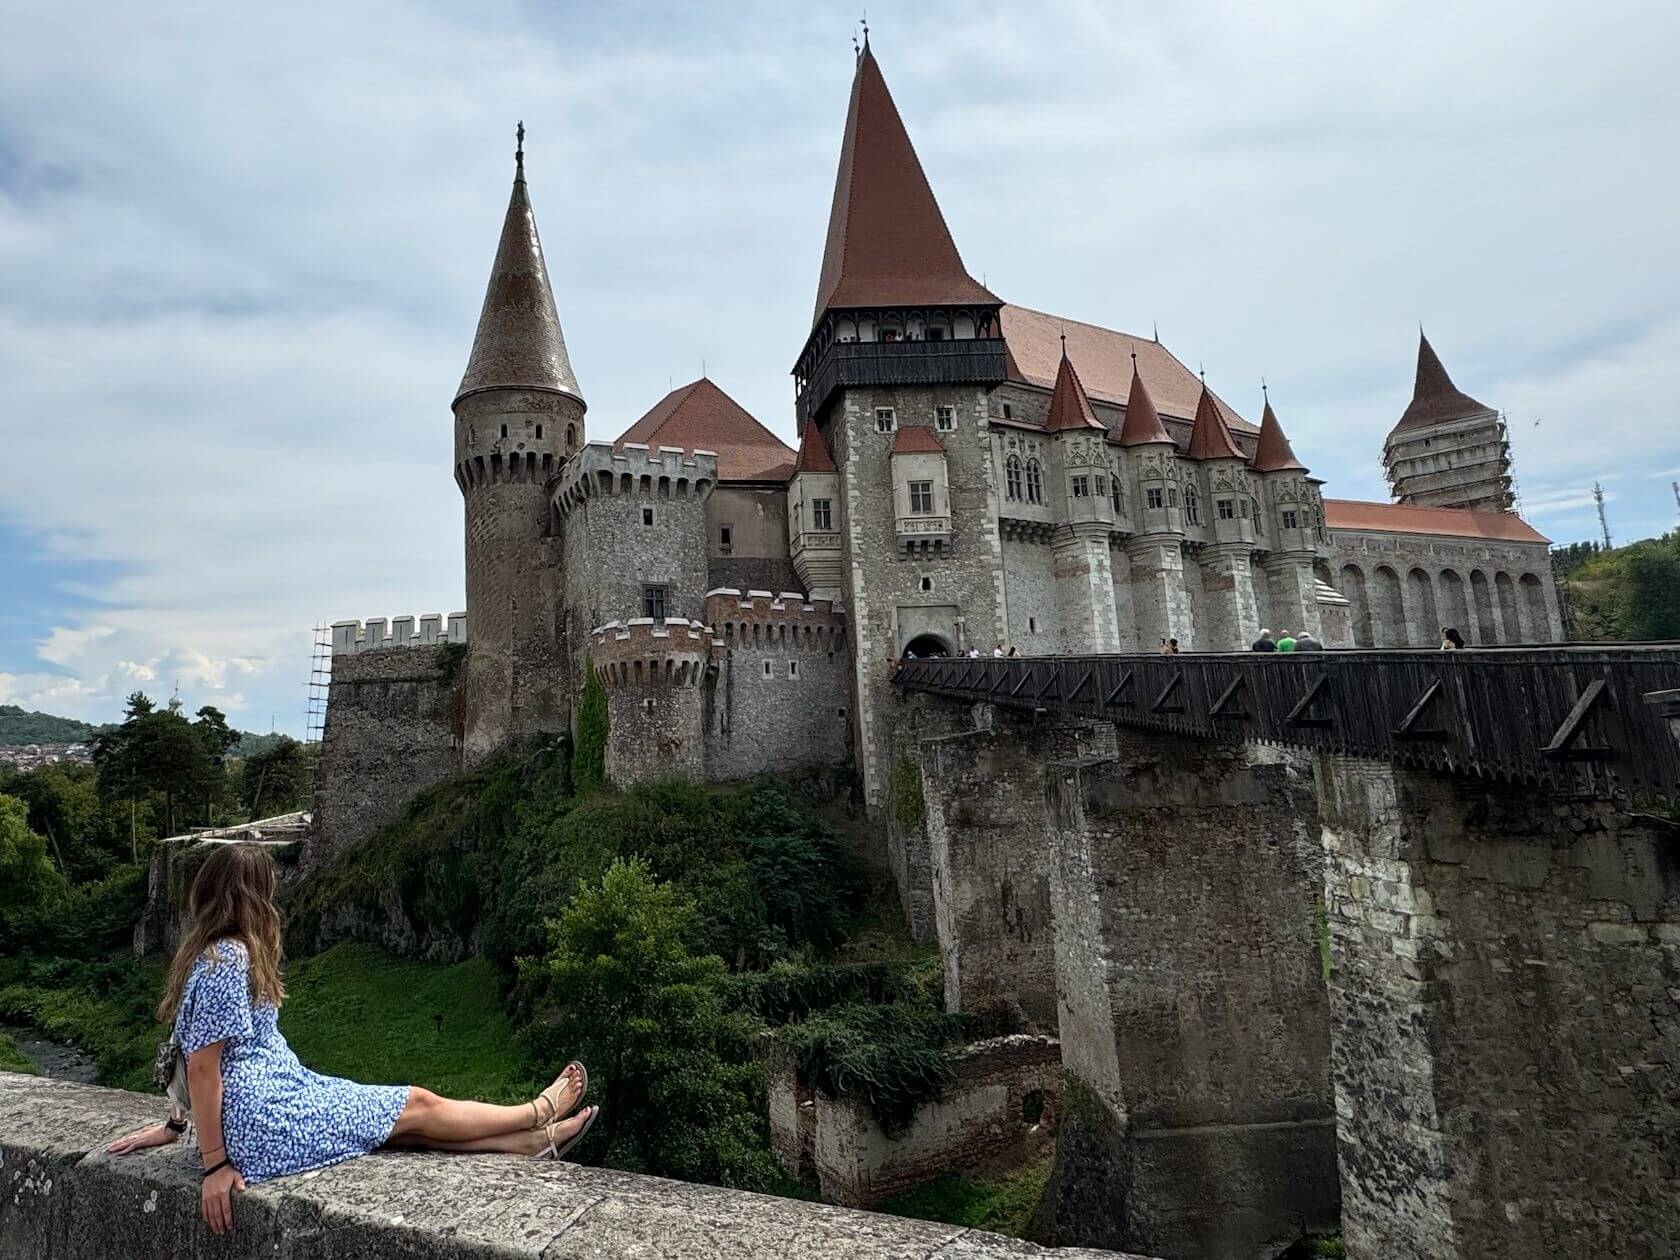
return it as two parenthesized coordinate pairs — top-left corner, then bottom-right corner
(1251, 629), (1277, 652)
(1293, 630), (1324, 652)
(1276, 630), (1297, 653)
(104, 844), (598, 1236)
(1441, 627), (1466, 650)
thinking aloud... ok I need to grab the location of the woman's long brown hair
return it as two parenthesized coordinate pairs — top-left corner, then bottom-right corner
(156, 843), (286, 1024)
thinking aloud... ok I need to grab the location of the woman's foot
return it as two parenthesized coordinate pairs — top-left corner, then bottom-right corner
(528, 1062), (587, 1129)
(534, 1105), (599, 1161)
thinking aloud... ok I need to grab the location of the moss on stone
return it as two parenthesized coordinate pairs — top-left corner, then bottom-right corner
(1028, 1073), (1128, 1248)
(891, 758), (924, 834)
(573, 663), (608, 794)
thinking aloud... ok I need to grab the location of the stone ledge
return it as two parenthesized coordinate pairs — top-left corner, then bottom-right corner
(0, 1074), (1149, 1260)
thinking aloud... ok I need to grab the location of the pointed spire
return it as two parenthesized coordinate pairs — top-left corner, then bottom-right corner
(1185, 381), (1244, 460)
(1045, 347), (1105, 433)
(1117, 353), (1172, 446)
(794, 418), (837, 474)
(1392, 331), (1491, 433)
(811, 42), (997, 327)
(455, 130), (583, 407)
(1250, 396), (1308, 473)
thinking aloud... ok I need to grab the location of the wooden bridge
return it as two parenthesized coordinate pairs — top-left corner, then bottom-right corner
(892, 645), (1680, 796)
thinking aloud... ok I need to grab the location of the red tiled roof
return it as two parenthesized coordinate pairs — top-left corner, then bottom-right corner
(1250, 399), (1308, 473)
(613, 377), (793, 482)
(890, 425), (945, 454)
(811, 45), (998, 327)
(793, 419), (837, 475)
(1115, 361), (1171, 446)
(1185, 384), (1244, 461)
(1044, 352), (1105, 433)
(999, 305), (1256, 435)
(1392, 333), (1495, 434)
(1324, 499), (1549, 544)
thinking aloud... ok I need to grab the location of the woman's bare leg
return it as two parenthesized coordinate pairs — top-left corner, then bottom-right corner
(385, 1107), (593, 1155)
(389, 1089), (549, 1143)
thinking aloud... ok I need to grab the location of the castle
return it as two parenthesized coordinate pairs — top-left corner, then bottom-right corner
(316, 40), (1563, 842)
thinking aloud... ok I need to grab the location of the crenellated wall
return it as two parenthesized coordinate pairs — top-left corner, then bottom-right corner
(703, 588), (853, 783)
(0, 1074), (1150, 1260)
(590, 616), (716, 786)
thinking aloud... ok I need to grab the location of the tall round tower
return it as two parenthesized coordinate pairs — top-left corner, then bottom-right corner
(453, 128), (586, 762)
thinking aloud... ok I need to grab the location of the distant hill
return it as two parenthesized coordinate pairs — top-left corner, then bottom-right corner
(1557, 532), (1680, 641)
(0, 705), (103, 747)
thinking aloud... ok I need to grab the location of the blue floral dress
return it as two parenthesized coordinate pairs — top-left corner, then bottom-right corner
(174, 938), (410, 1184)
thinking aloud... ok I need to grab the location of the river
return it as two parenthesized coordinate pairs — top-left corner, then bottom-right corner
(3, 1025), (98, 1083)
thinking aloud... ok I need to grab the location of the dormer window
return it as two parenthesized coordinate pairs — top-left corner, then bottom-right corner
(875, 407), (897, 433)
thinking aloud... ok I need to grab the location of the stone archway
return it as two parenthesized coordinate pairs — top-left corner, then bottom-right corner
(1438, 569), (1471, 642)
(1495, 572), (1521, 643)
(1373, 565), (1407, 647)
(1470, 571), (1498, 645)
(1406, 568), (1439, 647)
(903, 633), (955, 659)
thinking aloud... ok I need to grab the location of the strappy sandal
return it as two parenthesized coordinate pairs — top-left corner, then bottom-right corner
(538, 1105), (599, 1161)
(529, 1061), (588, 1130)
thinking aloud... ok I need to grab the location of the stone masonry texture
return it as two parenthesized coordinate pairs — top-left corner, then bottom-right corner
(310, 646), (461, 866)
(1313, 755), (1680, 1260)
(0, 1074), (1153, 1260)
(1045, 731), (1340, 1259)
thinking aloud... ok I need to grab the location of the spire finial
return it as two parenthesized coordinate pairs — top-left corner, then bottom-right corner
(1261, 376), (1268, 400)
(515, 120), (525, 178)
(1198, 363), (1206, 384)
(1130, 350), (1138, 374)
(1059, 327), (1067, 357)
(861, 10), (869, 46)
(1152, 320), (1159, 343)
(852, 26), (860, 60)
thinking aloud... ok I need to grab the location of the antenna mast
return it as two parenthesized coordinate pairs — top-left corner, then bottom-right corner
(1593, 481), (1612, 550)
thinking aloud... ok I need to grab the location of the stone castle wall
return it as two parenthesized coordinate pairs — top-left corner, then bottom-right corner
(1316, 756), (1680, 1260)
(703, 589), (852, 783)
(312, 627), (462, 866)
(591, 616), (715, 786)
(769, 1035), (1063, 1209)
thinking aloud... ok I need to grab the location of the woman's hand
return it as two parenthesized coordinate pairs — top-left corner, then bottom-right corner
(200, 1163), (245, 1235)
(105, 1122), (179, 1155)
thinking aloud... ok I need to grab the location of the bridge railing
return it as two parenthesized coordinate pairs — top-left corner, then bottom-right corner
(892, 646), (1680, 795)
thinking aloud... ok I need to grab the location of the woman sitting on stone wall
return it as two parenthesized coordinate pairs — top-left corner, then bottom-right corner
(103, 843), (597, 1235)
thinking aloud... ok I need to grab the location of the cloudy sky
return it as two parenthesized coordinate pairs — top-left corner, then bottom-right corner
(3, 0), (1677, 733)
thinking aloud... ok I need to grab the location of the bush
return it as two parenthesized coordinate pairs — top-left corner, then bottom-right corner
(518, 859), (780, 1189)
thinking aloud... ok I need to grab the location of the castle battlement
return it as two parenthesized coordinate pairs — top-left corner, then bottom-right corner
(331, 613), (467, 656)
(705, 588), (848, 652)
(554, 442), (720, 513)
(590, 616), (720, 688)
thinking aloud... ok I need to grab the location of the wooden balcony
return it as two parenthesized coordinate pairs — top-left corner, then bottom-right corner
(800, 338), (1008, 421)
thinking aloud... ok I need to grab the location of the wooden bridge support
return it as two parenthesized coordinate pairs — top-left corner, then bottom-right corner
(1315, 755), (1680, 1260)
(1037, 730), (1339, 1259)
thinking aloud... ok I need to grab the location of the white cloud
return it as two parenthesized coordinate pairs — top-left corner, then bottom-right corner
(1, 0), (1676, 730)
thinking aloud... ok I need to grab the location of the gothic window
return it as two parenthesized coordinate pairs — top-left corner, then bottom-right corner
(1282, 509), (1299, 530)
(935, 405), (955, 431)
(1070, 475), (1090, 498)
(1110, 477), (1124, 514)
(875, 407), (897, 433)
(1168, 486), (1180, 508)
(1026, 458), (1044, 505)
(1217, 498), (1235, 520)
(1146, 487), (1164, 510)
(1005, 455), (1023, 501)
(1185, 486), (1200, 524)
(909, 480), (934, 514)
(811, 498), (832, 530)
(1094, 474), (1106, 496)
(642, 584), (668, 621)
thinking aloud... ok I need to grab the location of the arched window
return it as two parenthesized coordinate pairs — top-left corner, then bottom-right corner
(1110, 475), (1124, 514)
(1005, 454), (1023, 502)
(1026, 458), (1043, 505)
(1184, 484), (1200, 524)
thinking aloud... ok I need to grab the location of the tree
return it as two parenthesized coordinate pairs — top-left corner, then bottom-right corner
(140, 709), (212, 836)
(4, 763), (122, 883)
(0, 793), (66, 925)
(239, 736), (309, 819)
(1623, 535), (1680, 640)
(93, 691), (156, 857)
(192, 706), (238, 824)
(518, 859), (778, 1190)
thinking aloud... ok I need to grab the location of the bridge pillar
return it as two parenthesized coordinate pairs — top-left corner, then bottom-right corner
(1038, 730), (1339, 1259)
(1315, 755), (1680, 1260)
(911, 712), (1113, 1026)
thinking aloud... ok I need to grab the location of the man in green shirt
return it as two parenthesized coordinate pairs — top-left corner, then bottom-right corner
(1276, 630), (1297, 653)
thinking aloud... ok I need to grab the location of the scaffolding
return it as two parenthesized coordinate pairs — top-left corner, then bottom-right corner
(302, 622), (332, 813)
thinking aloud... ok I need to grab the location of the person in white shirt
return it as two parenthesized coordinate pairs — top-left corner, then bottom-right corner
(992, 644), (1004, 657)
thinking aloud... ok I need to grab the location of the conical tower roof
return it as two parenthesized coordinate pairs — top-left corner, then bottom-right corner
(1117, 357), (1172, 446)
(812, 41), (997, 327)
(1250, 397), (1308, 472)
(793, 419), (837, 474)
(1044, 347), (1105, 433)
(1186, 381), (1244, 460)
(455, 138), (583, 407)
(1392, 332), (1490, 433)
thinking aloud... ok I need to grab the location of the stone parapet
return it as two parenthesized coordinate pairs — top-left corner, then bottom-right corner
(590, 617), (719, 688)
(331, 613), (466, 656)
(704, 588), (848, 653)
(0, 1074), (1149, 1260)
(554, 442), (719, 514)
